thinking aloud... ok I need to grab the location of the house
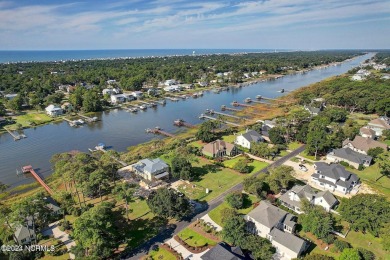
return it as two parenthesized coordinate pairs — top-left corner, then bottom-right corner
(327, 147), (372, 169)
(130, 158), (169, 181)
(4, 93), (18, 100)
(201, 242), (246, 260)
(103, 88), (115, 95)
(14, 224), (36, 245)
(45, 105), (63, 117)
(367, 117), (390, 136)
(131, 91), (143, 99)
(106, 79), (116, 85)
(163, 85), (182, 92)
(342, 136), (388, 155)
(182, 84), (194, 90)
(278, 185), (338, 213)
(351, 75), (364, 81)
(359, 127), (376, 139)
(311, 162), (360, 194)
(43, 197), (61, 215)
(304, 105), (321, 116)
(164, 79), (177, 86)
(245, 201), (308, 259)
(202, 140), (239, 158)
(263, 119), (277, 129)
(110, 94), (128, 104)
(199, 82), (209, 87)
(235, 129), (263, 149)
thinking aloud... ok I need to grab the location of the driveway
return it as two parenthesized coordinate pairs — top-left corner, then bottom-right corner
(165, 237), (209, 260)
(41, 221), (76, 259)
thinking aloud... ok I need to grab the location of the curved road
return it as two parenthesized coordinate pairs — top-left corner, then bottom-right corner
(124, 145), (306, 259)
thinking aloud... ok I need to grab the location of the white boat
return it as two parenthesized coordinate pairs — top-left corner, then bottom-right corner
(139, 105), (147, 110)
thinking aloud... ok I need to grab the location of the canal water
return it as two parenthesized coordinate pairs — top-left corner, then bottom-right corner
(0, 53), (372, 188)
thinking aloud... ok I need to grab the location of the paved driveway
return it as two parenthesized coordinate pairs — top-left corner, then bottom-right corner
(42, 221), (76, 259)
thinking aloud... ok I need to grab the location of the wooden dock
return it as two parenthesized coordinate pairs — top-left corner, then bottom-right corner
(165, 96), (179, 102)
(78, 114), (99, 122)
(4, 127), (26, 141)
(173, 119), (195, 128)
(221, 105), (241, 112)
(22, 165), (53, 195)
(199, 114), (241, 127)
(146, 127), (175, 137)
(231, 101), (256, 108)
(156, 100), (166, 105)
(205, 109), (244, 120)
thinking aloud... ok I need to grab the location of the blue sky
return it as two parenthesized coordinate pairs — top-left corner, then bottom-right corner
(0, 0), (389, 50)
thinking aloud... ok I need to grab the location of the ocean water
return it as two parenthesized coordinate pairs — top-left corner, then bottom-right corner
(0, 49), (280, 63)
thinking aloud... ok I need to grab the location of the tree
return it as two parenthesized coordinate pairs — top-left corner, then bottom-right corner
(171, 157), (193, 180)
(339, 194), (390, 236)
(357, 248), (375, 260)
(233, 158), (250, 173)
(220, 208), (238, 225)
(82, 89), (102, 112)
(147, 188), (191, 219)
(196, 120), (218, 142)
(243, 176), (268, 198)
(225, 192), (244, 209)
(321, 108), (348, 123)
(0, 101), (6, 116)
(303, 254), (334, 260)
(69, 87), (85, 110)
(376, 151), (390, 180)
(242, 234), (275, 260)
(300, 205), (335, 240)
(339, 248), (361, 260)
(250, 123), (262, 134)
(367, 147), (384, 160)
(306, 116), (330, 158)
(382, 129), (390, 140)
(266, 165), (295, 193)
(222, 215), (247, 247)
(73, 202), (121, 258)
(268, 127), (285, 144)
(0, 182), (9, 192)
(380, 223), (390, 251)
(7, 95), (23, 111)
(113, 182), (138, 220)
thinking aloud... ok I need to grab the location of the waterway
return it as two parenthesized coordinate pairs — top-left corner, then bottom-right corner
(0, 53), (373, 188)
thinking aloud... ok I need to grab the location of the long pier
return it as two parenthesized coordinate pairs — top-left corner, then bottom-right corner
(221, 105), (241, 112)
(22, 165), (53, 195)
(205, 109), (244, 120)
(231, 101), (256, 108)
(199, 114), (241, 127)
(78, 114), (99, 122)
(95, 147), (128, 167)
(146, 127), (175, 137)
(4, 127), (26, 141)
(173, 119), (195, 128)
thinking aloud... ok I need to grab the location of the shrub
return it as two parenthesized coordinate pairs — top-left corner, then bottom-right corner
(225, 192), (244, 209)
(339, 161), (350, 168)
(357, 247), (375, 260)
(334, 240), (351, 252)
(323, 234), (335, 244)
(233, 159), (250, 173)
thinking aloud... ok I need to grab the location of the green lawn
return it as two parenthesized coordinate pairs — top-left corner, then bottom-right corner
(222, 134), (237, 143)
(349, 163), (390, 197)
(178, 227), (218, 247)
(208, 194), (260, 227)
(188, 140), (204, 148)
(11, 112), (54, 129)
(300, 151), (319, 161)
(384, 139), (390, 146)
(288, 141), (302, 150)
(148, 247), (176, 260)
(279, 150), (289, 157)
(223, 156), (269, 174)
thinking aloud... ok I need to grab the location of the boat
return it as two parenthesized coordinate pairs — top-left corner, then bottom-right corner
(139, 105), (147, 110)
(245, 97), (252, 103)
(174, 119), (184, 126)
(212, 88), (220, 94)
(193, 93), (198, 98)
(181, 95), (188, 99)
(198, 91), (203, 96)
(278, 88), (285, 93)
(77, 119), (85, 124)
(256, 95), (262, 100)
(129, 107), (138, 113)
(95, 143), (106, 150)
(150, 102), (157, 107)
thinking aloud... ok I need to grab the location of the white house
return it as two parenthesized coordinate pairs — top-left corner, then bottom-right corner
(4, 93), (18, 100)
(110, 94), (127, 104)
(45, 105), (63, 116)
(245, 201), (308, 259)
(351, 75), (364, 81)
(311, 162), (360, 194)
(278, 185), (338, 214)
(130, 158), (169, 181)
(131, 91), (143, 99)
(163, 85), (182, 92)
(164, 79), (177, 86)
(235, 129), (263, 149)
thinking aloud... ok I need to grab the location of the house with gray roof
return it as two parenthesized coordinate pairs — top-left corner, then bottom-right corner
(279, 185), (338, 214)
(245, 201), (308, 259)
(130, 158), (169, 181)
(14, 224), (36, 245)
(327, 147), (372, 169)
(43, 196), (61, 215)
(201, 242), (246, 260)
(235, 129), (263, 149)
(311, 162), (360, 194)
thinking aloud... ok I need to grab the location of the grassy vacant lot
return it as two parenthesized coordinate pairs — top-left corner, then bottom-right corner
(349, 163), (390, 197)
(223, 156), (269, 174)
(11, 112), (55, 129)
(178, 227), (218, 247)
(208, 194), (260, 227)
(147, 247), (176, 260)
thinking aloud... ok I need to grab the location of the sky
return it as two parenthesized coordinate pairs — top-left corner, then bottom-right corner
(0, 0), (389, 50)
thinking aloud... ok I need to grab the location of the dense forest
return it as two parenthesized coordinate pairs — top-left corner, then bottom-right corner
(0, 51), (361, 95)
(372, 50), (390, 66)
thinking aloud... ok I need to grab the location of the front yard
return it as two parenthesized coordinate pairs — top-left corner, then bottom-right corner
(222, 156), (269, 174)
(147, 247), (176, 260)
(177, 227), (218, 247)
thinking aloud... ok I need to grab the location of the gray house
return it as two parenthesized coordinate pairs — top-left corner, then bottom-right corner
(201, 242), (246, 260)
(14, 224), (36, 245)
(327, 147), (372, 169)
(130, 158), (169, 181)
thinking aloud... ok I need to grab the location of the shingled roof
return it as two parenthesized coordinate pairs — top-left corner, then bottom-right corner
(202, 140), (236, 155)
(246, 201), (287, 228)
(343, 136), (388, 153)
(330, 147), (372, 165)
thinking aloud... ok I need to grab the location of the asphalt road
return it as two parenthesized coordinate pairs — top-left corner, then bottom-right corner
(123, 145), (306, 259)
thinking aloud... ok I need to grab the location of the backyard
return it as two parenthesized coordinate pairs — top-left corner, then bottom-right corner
(349, 163), (390, 197)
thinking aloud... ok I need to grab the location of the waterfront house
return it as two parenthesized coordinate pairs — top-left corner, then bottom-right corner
(110, 94), (127, 104)
(359, 127), (376, 139)
(245, 201), (308, 259)
(342, 136), (388, 155)
(326, 147), (372, 169)
(14, 224), (36, 245)
(45, 105), (63, 117)
(201, 242), (246, 260)
(199, 82), (209, 87)
(130, 158), (169, 181)
(235, 129), (263, 149)
(164, 79), (177, 86)
(131, 91), (143, 99)
(278, 185), (338, 213)
(163, 85), (182, 92)
(263, 119), (278, 129)
(202, 140), (239, 158)
(311, 162), (360, 194)
(367, 117), (390, 137)
(43, 197), (61, 215)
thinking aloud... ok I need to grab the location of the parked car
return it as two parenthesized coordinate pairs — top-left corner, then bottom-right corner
(298, 164), (308, 172)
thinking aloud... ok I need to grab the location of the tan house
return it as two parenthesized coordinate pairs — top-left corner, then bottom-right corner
(343, 136), (388, 155)
(202, 140), (239, 158)
(367, 117), (390, 137)
(359, 127), (375, 139)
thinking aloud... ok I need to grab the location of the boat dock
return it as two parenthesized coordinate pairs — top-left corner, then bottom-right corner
(146, 127), (175, 137)
(22, 165), (53, 195)
(78, 114), (99, 122)
(4, 127), (26, 141)
(173, 119), (195, 128)
(221, 105), (241, 112)
(156, 100), (166, 105)
(205, 109), (244, 120)
(165, 96), (179, 102)
(199, 114), (241, 127)
(94, 146), (128, 167)
(231, 101), (256, 108)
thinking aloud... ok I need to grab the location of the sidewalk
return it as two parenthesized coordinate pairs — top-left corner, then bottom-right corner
(200, 214), (223, 232)
(41, 221), (76, 259)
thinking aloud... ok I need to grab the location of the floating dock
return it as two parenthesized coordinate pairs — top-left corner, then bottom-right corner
(199, 114), (241, 127)
(173, 119), (195, 128)
(5, 128), (26, 141)
(146, 127), (175, 137)
(22, 165), (53, 195)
